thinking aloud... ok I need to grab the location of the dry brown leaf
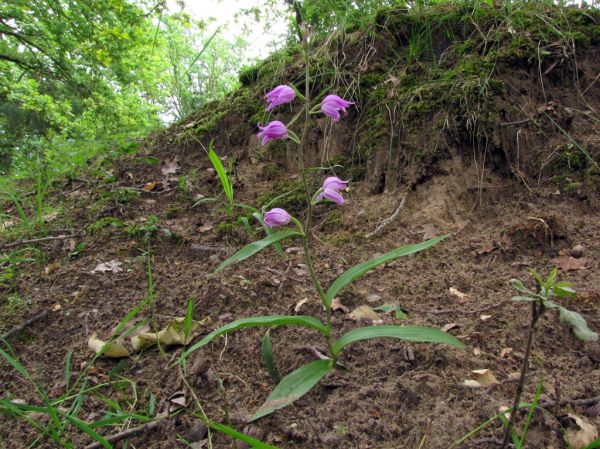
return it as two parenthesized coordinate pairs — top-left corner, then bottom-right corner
(143, 181), (163, 191)
(331, 297), (349, 314)
(441, 323), (459, 333)
(475, 244), (498, 255)
(550, 256), (590, 272)
(367, 293), (382, 303)
(349, 305), (382, 324)
(88, 333), (130, 358)
(420, 224), (438, 241)
(480, 314), (492, 321)
(500, 347), (513, 358)
(131, 317), (207, 351)
(44, 263), (61, 275)
(449, 287), (468, 301)
(473, 347), (481, 356)
(161, 158), (180, 176)
(197, 224), (213, 233)
(168, 390), (188, 413)
(294, 298), (309, 313)
(564, 414), (598, 449)
(91, 260), (123, 274)
(499, 405), (511, 419)
(464, 368), (498, 387)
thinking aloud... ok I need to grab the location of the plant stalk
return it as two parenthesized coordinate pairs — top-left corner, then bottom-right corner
(502, 301), (541, 448)
(294, 25), (334, 358)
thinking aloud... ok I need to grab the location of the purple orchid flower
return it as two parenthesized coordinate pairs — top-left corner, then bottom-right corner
(319, 187), (345, 205)
(264, 208), (292, 227)
(323, 176), (348, 191)
(264, 85), (296, 111)
(257, 121), (288, 145)
(321, 94), (354, 122)
(316, 176), (349, 205)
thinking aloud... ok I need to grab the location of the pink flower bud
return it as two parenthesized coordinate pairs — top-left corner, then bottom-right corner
(264, 208), (292, 227)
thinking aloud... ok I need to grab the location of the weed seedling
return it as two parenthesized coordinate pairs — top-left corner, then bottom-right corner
(502, 268), (598, 448)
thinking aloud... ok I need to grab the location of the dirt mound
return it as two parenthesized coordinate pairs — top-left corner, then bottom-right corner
(1, 3), (600, 449)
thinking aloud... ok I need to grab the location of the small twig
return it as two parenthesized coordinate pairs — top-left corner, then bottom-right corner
(83, 420), (161, 449)
(540, 396), (600, 408)
(428, 302), (503, 316)
(542, 59), (560, 76)
(0, 234), (80, 251)
(294, 345), (329, 360)
(2, 310), (49, 340)
(500, 118), (532, 127)
(365, 191), (408, 239)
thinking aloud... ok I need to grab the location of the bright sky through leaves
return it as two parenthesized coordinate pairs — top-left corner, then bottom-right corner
(167, 0), (289, 61)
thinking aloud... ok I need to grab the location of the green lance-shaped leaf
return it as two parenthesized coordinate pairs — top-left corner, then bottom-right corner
(325, 235), (448, 306)
(331, 325), (464, 357)
(208, 142), (233, 204)
(251, 359), (333, 421)
(559, 307), (598, 342)
(261, 330), (280, 382)
(214, 230), (302, 273)
(180, 316), (327, 363)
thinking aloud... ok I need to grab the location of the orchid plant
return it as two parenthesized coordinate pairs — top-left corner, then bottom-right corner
(179, 30), (464, 422)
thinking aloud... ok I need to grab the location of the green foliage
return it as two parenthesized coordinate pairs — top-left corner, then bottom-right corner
(180, 315), (328, 362)
(331, 325), (464, 356)
(251, 359), (333, 421)
(208, 142), (234, 204)
(511, 268), (597, 342)
(261, 330), (281, 382)
(325, 235), (448, 307)
(213, 230), (303, 273)
(0, 1), (248, 179)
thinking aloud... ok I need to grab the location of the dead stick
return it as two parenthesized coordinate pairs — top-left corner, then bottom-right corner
(83, 420), (161, 449)
(365, 191), (408, 239)
(540, 396), (600, 407)
(2, 310), (49, 340)
(0, 234), (80, 251)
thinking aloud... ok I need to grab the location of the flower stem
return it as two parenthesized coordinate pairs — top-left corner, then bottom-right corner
(294, 24), (334, 360)
(502, 301), (542, 448)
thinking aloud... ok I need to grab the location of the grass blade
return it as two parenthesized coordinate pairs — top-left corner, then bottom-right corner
(213, 230), (301, 273)
(180, 315), (327, 363)
(60, 412), (112, 448)
(332, 325), (464, 356)
(325, 235), (448, 306)
(251, 359), (332, 421)
(207, 420), (280, 449)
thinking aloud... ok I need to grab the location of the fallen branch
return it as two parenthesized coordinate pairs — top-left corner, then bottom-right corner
(365, 191), (408, 239)
(0, 234), (80, 251)
(83, 420), (161, 449)
(2, 310), (49, 340)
